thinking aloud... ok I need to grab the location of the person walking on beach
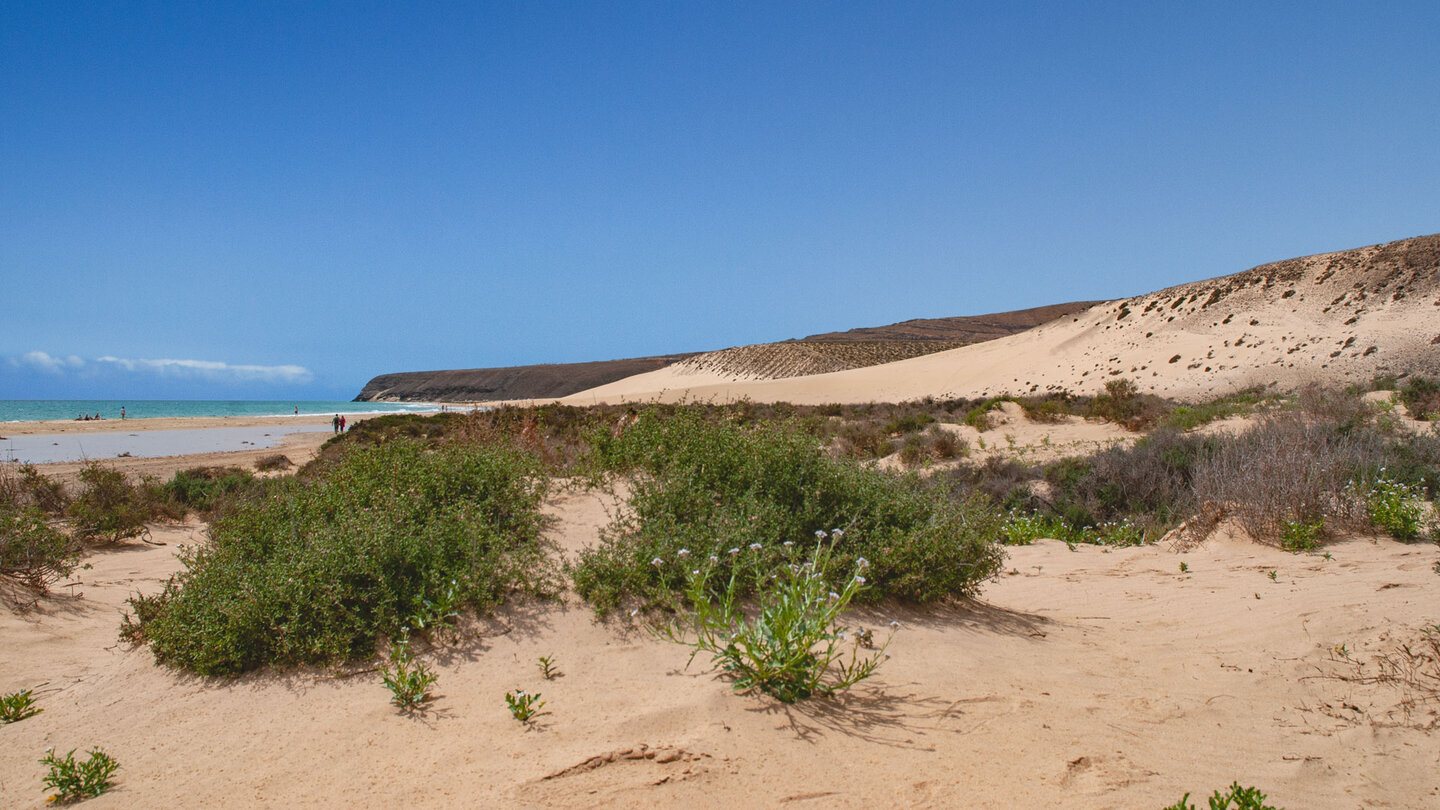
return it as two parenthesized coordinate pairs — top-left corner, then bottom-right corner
(120, 406), (125, 420)
(332, 414), (341, 434)
(339, 415), (347, 432)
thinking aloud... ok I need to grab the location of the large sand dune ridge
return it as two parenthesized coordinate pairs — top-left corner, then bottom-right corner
(564, 234), (1440, 405)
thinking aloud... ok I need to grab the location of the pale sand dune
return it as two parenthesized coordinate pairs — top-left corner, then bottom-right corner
(2, 500), (1437, 808)
(563, 236), (1440, 406)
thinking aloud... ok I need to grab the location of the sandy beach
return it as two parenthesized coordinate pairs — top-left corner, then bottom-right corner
(1, 412), (389, 482)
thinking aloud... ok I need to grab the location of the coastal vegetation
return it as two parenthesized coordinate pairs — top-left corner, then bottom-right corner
(5, 379), (1437, 685)
(572, 408), (1003, 612)
(123, 439), (555, 674)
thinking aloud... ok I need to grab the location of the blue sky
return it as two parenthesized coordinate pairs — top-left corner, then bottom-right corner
(3, 2), (1437, 400)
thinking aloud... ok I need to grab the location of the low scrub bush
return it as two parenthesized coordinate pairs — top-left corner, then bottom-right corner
(0, 502), (79, 591)
(883, 411), (934, 436)
(572, 409), (1004, 613)
(1400, 376), (1440, 420)
(1162, 387), (1272, 431)
(162, 466), (262, 516)
(67, 463), (160, 544)
(657, 533), (893, 702)
(13, 464), (68, 515)
(129, 439), (555, 675)
(1085, 378), (1171, 431)
(964, 399), (1004, 431)
(896, 426), (966, 468)
(1193, 411), (1378, 545)
(253, 453), (292, 472)
(1016, 393), (1074, 423)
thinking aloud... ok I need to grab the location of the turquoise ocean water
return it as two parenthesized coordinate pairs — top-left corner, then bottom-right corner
(0, 400), (436, 423)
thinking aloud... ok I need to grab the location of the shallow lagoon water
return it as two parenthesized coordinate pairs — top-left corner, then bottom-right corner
(0, 425), (334, 464)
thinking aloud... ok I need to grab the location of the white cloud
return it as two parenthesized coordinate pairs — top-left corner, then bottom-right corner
(13, 351), (312, 384)
(94, 356), (313, 383)
(20, 351), (85, 373)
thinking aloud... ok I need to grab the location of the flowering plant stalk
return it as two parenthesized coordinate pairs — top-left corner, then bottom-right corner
(660, 531), (895, 703)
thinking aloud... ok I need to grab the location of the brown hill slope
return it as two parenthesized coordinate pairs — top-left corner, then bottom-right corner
(800, 300), (1101, 342)
(354, 302), (1096, 402)
(355, 354), (700, 403)
(564, 233), (1440, 404)
(669, 341), (967, 381)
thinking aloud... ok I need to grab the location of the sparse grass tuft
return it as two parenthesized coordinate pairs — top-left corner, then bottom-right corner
(1, 689), (43, 724)
(1163, 782), (1283, 809)
(505, 690), (545, 722)
(380, 631), (437, 712)
(657, 533), (894, 703)
(41, 746), (120, 804)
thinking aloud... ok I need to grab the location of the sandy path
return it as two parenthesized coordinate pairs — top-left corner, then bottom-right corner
(2, 490), (1437, 808)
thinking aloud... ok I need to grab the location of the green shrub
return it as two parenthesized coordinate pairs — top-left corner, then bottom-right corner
(1400, 376), (1440, 420)
(41, 746), (120, 803)
(658, 533), (892, 702)
(1162, 387), (1272, 431)
(162, 466), (261, 515)
(898, 433), (927, 467)
(130, 439), (555, 675)
(67, 463), (154, 545)
(571, 410), (1004, 613)
(1086, 378), (1170, 431)
(0, 502), (79, 591)
(1018, 396), (1072, 423)
(964, 403), (997, 431)
(15, 464), (68, 514)
(1164, 781), (1283, 809)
